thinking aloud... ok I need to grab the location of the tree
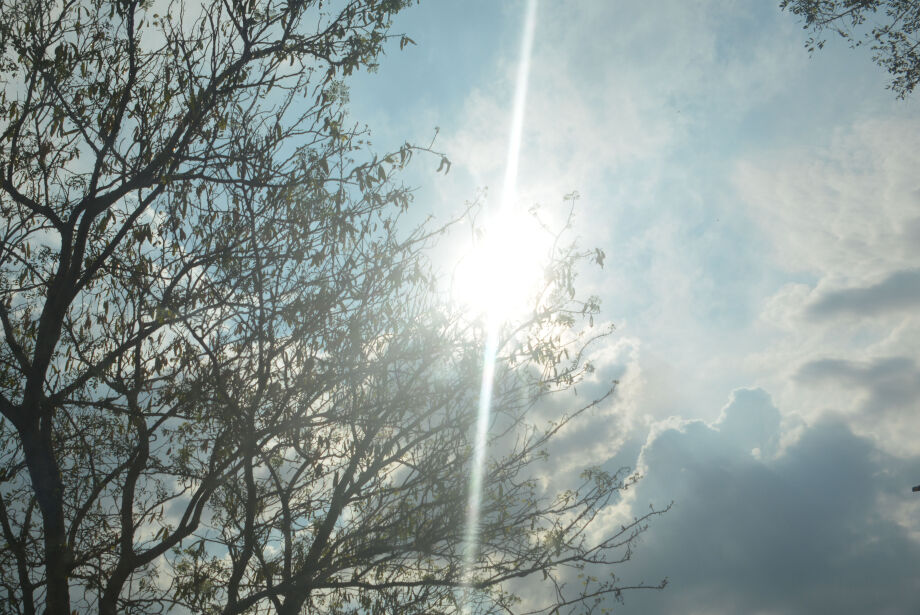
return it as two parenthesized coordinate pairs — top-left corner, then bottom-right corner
(781, 0), (920, 98)
(0, 0), (665, 613)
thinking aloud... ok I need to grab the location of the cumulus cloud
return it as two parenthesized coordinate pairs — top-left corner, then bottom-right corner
(713, 388), (781, 459)
(607, 389), (920, 615)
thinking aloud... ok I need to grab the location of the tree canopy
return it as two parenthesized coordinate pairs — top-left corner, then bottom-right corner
(0, 0), (664, 613)
(781, 0), (920, 98)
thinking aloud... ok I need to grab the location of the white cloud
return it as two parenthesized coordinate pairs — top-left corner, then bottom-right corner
(738, 115), (920, 453)
(737, 117), (920, 284)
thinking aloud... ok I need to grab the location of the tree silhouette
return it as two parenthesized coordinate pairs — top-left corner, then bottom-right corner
(0, 1), (665, 613)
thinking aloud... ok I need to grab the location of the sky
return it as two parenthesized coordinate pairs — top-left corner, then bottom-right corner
(346, 1), (920, 613)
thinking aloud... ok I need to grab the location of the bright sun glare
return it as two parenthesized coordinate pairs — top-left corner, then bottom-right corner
(452, 207), (551, 322)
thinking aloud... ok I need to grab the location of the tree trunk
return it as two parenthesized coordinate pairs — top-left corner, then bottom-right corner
(20, 421), (71, 615)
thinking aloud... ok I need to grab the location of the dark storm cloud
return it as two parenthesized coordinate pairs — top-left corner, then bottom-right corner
(607, 389), (920, 615)
(796, 356), (920, 415)
(806, 269), (920, 318)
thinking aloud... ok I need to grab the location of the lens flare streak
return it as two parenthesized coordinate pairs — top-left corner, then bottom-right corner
(460, 0), (537, 610)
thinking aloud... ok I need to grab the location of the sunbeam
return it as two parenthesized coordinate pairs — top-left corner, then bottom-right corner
(459, 0), (538, 610)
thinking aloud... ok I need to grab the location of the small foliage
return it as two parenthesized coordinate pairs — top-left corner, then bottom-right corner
(781, 0), (920, 98)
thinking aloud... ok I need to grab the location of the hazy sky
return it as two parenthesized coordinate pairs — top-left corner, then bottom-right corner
(349, 1), (920, 612)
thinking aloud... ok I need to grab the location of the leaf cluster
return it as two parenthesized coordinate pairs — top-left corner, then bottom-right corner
(781, 0), (920, 98)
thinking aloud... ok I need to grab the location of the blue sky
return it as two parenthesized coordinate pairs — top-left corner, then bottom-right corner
(349, 1), (920, 612)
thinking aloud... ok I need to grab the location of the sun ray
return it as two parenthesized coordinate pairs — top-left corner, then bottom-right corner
(460, 0), (538, 610)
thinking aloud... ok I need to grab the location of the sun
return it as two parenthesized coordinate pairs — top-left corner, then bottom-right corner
(451, 206), (552, 322)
